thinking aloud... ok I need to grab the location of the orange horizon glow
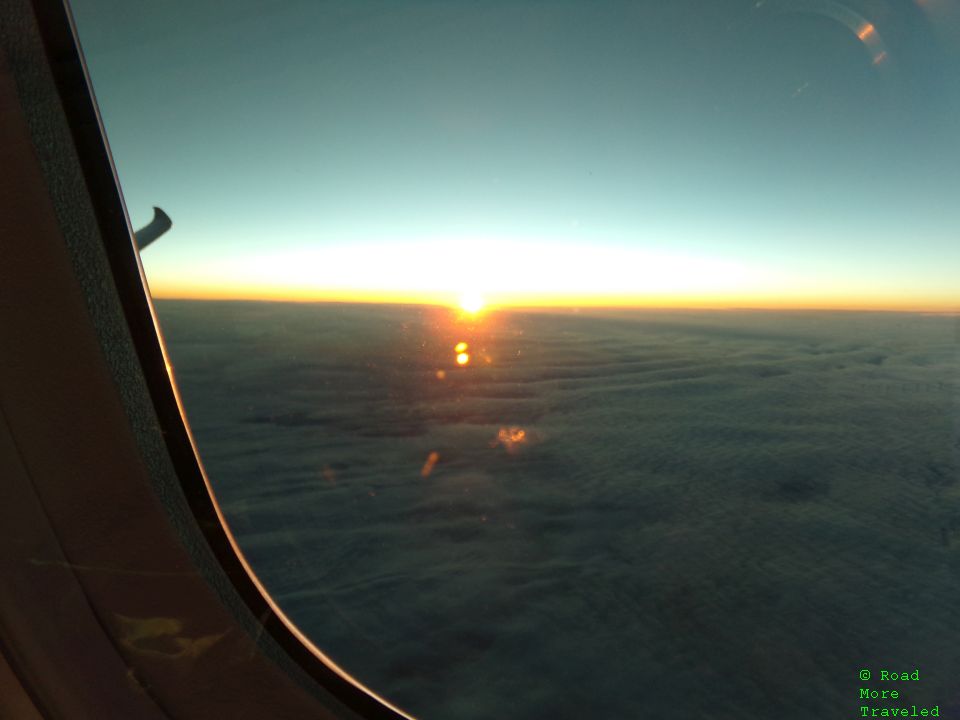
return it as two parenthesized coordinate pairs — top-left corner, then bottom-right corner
(146, 282), (960, 314)
(142, 239), (960, 315)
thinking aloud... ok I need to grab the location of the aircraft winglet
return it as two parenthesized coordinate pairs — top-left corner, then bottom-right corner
(133, 206), (172, 250)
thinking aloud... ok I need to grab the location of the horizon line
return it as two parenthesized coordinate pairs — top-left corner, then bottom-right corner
(147, 291), (960, 315)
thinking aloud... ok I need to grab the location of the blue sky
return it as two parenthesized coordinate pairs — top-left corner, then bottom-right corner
(70, 0), (960, 309)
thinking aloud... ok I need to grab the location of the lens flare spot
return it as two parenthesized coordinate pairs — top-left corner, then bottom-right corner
(421, 451), (440, 478)
(494, 426), (528, 453)
(435, 369), (446, 380)
(456, 352), (470, 366)
(321, 465), (337, 485)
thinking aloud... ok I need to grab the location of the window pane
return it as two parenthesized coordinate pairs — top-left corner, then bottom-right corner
(71, 1), (960, 717)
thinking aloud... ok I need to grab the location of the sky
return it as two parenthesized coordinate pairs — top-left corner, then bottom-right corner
(69, 0), (960, 311)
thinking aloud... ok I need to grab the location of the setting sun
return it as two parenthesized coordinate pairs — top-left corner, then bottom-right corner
(459, 291), (485, 314)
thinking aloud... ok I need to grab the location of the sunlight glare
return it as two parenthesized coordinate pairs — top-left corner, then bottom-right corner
(459, 291), (485, 314)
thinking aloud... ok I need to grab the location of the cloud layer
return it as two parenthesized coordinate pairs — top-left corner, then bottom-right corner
(159, 300), (960, 719)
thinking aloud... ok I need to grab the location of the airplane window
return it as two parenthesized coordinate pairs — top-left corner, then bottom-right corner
(69, 1), (959, 717)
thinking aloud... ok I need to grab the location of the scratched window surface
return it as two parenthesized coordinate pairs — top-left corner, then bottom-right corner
(71, 1), (960, 717)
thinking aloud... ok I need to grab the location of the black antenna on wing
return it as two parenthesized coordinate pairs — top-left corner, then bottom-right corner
(133, 206), (172, 250)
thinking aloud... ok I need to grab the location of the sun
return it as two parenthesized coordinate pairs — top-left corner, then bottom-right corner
(459, 291), (485, 314)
